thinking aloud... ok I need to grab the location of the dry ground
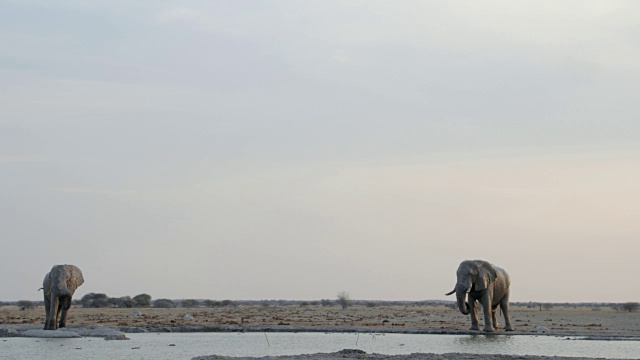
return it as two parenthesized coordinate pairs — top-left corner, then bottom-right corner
(2, 304), (639, 337)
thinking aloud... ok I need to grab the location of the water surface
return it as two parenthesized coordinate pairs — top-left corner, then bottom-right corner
(1, 332), (638, 360)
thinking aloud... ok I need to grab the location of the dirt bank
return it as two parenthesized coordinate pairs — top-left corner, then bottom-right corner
(192, 349), (636, 360)
(2, 304), (639, 338)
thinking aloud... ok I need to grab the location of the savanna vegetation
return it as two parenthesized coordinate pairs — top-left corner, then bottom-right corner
(2, 295), (639, 313)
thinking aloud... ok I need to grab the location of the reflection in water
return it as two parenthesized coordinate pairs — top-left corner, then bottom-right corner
(453, 334), (517, 354)
(455, 334), (514, 345)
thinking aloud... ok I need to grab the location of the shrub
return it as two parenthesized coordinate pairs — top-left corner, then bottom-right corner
(17, 300), (35, 310)
(320, 299), (333, 307)
(526, 302), (534, 309)
(108, 296), (135, 308)
(221, 300), (235, 307)
(133, 294), (152, 307)
(181, 299), (200, 308)
(80, 293), (109, 308)
(203, 300), (222, 307)
(154, 299), (176, 308)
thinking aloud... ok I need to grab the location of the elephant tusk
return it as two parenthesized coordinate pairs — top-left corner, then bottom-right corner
(445, 289), (455, 296)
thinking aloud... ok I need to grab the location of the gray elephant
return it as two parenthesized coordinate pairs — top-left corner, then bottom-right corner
(42, 264), (84, 330)
(445, 260), (513, 332)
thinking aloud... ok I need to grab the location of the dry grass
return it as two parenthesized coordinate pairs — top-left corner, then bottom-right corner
(2, 304), (639, 336)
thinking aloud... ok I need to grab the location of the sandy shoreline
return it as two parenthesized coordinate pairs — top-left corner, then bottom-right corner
(2, 304), (639, 337)
(2, 304), (639, 359)
(192, 350), (640, 360)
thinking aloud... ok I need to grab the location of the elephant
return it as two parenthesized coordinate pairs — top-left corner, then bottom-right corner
(445, 260), (514, 332)
(42, 264), (84, 330)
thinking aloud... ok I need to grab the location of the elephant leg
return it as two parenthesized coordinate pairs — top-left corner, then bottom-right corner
(53, 299), (63, 330)
(481, 293), (495, 332)
(58, 308), (68, 328)
(44, 295), (51, 330)
(500, 293), (514, 331)
(491, 306), (499, 330)
(46, 296), (59, 330)
(469, 299), (480, 331)
(58, 296), (70, 328)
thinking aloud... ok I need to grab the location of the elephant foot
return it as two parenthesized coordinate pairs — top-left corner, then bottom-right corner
(482, 326), (496, 332)
(469, 325), (480, 331)
(505, 326), (515, 331)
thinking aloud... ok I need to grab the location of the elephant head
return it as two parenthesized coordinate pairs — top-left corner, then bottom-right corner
(43, 264), (84, 330)
(445, 260), (497, 315)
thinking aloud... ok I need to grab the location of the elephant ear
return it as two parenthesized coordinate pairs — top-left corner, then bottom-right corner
(67, 266), (84, 290)
(475, 262), (497, 291)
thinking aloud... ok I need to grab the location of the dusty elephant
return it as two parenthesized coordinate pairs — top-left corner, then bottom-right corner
(42, 264), (84, 330)
(445, 260), (514, 332)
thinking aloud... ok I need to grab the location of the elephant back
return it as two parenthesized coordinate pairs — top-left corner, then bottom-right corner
(493, 265), (510, 287)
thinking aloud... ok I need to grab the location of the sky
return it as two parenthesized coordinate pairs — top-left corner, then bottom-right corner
(1, 1), (639, 303)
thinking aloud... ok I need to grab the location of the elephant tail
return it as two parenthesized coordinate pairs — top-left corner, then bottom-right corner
(38, 287), (43, 291)
(445, 289), (455, 296)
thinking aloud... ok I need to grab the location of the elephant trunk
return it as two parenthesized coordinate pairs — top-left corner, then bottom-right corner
(456, 285), (470, 315)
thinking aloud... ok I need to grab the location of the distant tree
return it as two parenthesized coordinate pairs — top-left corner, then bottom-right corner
(336, 291), (351, 310)
(181, 299), (200, 308)
(107, 297), (118, 307)
(300, 301), (309, 307)
(221, 300), (235, 307)
(17, 300), (35, 310)
(81, 293), (109, 308)
(154, 299), (176, 308)
(365, 302), (377, 308)
(543, 303), (553, 311)
(320, 299), (333, 307)
(203, 300), (221, 307)
(133, 294), (152, 307)
(527, 302), (535, 309)
(108, 296), (135, 308)
(80, 293), (93, 307)
(621, 302), (640, 312)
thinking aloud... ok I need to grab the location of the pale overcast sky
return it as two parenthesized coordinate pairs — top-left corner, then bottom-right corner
(1, 1), (639, 303)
